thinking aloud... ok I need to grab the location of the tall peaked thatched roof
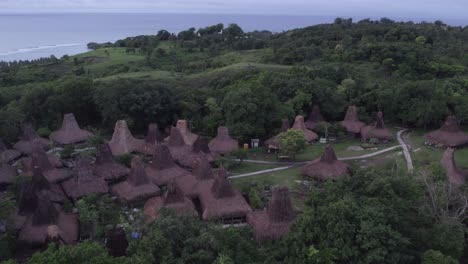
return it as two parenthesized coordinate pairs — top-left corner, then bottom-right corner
(340, 106), (365, 134)
(146, 144), (188, 186)
(193, 154), (214, 181)
(32, 142), (71, 183)
(62, 157), (108, 199)
(291, 115), (318, 143)
(265, 119), (290, 149)
(174, 153), (213, 198)
(208, 126), (238, 155)
(425, 116), (468, 148)
(247, 186), (295, 242)
(14, 124), (50, 155)
(305, 105), (326, 130)
(94, 143), (129, 182)
(167, 127), (192, 167)
(49, 113), (93, 145)
(301, 144), (349, 180)
(32, 192), (59, 226)
(111, 156), (160, 204)
(440, 148), (468, 185)
(360, 112), (393, 142)
(139, 123), (163, 155)
(0, 163), (17, 187)
(211, 166), (235, 198)
(17, 182), (37, 216)
(30, 166), (67, 202)
(176, 120), (199, 146)
(175, 136), (215, 169)
(0, 138), (21, 164)
(109, 120), (144, 156)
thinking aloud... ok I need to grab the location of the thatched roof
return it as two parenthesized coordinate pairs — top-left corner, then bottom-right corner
(247, 187), (295, 242)
(111, 156), (160, 204)
(31, 142), (71, 183)
(30, 166), (67, 203)
(265, 119), (290, 149)
(0, 163), (17, 187)
(145, 144), (189, 186)
(17, 191), (78, 246)
(144, 181), (197, 222)
(340, 106), (365, 134)
(108, 120), (144, 156)
(198, 166), (251, 221)
(176, 120), (199, 146)
(106, 227), (128, 257)
(208, 126), (238, 155)
(49, 113), (93, 145)
(305, 105), (326, 130)
(62, 157), (109, 199)
(175, 153), (213, 198)
(360, 112), (393, 142)
(167, 127), (192, 167)
(94, 143), (129, 182)
(291, 115), (318, 143)
(20, 150), (63, 177)
(14, 124), (51, 155)
(440, 148), (468, 185)
(139, 123), (163, 155)
(425, 116), (468, 148)
(0, 138), (21, 164)
(301, 144), (349, 180)
(178, 137), (215, 169)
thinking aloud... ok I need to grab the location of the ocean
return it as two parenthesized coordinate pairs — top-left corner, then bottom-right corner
(1, 13), (467, 62)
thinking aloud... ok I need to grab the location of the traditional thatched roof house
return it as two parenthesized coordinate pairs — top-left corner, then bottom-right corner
(360, 112), (393, 143)
(94, 143), (129, 182)
(0, 163), (17, 187)
(247, 187), (295, 242)
(198, 166), (251, 222)
(302, 144), (349, 180)
(265, 119), (290, 150)
(108, 120), (144, 156)
(49, 113), (93, 145)
(31, 142), (71, 183)
(0, 138), (21, 164)
(305, 105), (326, 130)
(20, 143), (63, 177)
(177, 137), (215, 169)
(340, 106), (365, 134)
(106, 227), (129, 257)
(16, 191), (78, 246)
(175, 120), (199, 146)
(111, 157), (160, 204)
(175, 153), (214, 198)
(14, 124), (50, 155)
(425, 116), (468, 148)
(144, 181), (197, 223)
(167, 127), (192, 167)
(29, 166), (67, 203)
(62, 157), (109, 200)
(139, 123), (163, 155)
(145, 144), (189, 187)
(291, 115), (318, 143)
(208, 126), (238, 155)
(440, 148), (468, 185)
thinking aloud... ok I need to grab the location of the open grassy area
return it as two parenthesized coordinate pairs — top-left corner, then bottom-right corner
(228, 162), (279, 176)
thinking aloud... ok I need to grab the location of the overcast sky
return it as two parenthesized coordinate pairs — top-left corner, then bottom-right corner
(1, 0), (467, 20)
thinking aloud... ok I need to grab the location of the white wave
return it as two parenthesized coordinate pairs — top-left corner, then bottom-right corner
(0, 43), (84, 56)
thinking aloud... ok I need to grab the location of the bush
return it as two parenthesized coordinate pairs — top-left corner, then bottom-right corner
(36, 127), (51, 138)
(115, 154), (133, 168)
(60, 145), (75, 159)
(248, 188), (261, 209)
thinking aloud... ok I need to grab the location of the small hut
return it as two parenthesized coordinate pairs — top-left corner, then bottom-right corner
(106, 227), (129, 257)
(49, 113), (93, 145)
(198, 166), (251, 222)
(139, 123), (163, 155)
(17, 191), (78, 246)
(247, 187), (295, 242)
(111, 156), (161, 204)
(265, 119), (290, 150)
(360, 112), (393, 143)
(340, 106), (365, 134)
(291, 115), (318, 143)
(440, 148), (468, 185)
(305, 105), (326, 130)
(0, 138), (21, 164)
(425, 116), (468, 148)
(94, 143), (129, 182)
(0, 163), (17, 187)
(14, 124), (50, 155)
(145, 144), (189, 187)
(31, 142), (70, 183)
(208, 126), (238, 155)
(108, 120), (144, 156)
(144, 181), (197, 223)
(301, 144), (349, 180)
(167, 127), (192, 166)
(175, 154), (214, 198)
(62, 157), (109, 200)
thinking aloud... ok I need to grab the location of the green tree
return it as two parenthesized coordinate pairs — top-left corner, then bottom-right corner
(248, 188), (261, 209)
(277, 129), (307, 160)
(421, 250), (458, 264)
